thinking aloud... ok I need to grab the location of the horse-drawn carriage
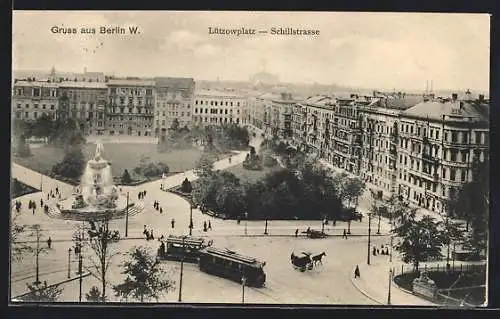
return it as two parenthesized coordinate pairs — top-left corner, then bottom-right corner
(291, 251), (326, 272)
(301, 229), (327, 239)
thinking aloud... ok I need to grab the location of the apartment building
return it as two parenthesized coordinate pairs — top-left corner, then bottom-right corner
(106, 79), (155, 136)
(396, 93), (489, 214)
(153, 77), (195, 138)
(12, 80), (59, 122)
(58, 81), (108, 135)
(358, 96), (423, 198)
(193, 89), (246, 126)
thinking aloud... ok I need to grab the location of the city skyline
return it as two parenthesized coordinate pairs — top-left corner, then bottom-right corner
(13, 11), (490, 92)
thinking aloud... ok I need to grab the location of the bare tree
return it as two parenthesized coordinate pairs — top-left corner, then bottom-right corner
(83, 215), (119, 302)
(22, 280), (63, 302)
(10, 210), (33, 262)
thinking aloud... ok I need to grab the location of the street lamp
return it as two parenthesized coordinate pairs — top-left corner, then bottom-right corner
(367, 213), (372, 265)
(189, 204), (194, 236)
(78, 252), (83, 302)
(347, 220), (352, 235)
(264, 218), (268, 235)
(125, 191), (129, 237)
(387, 269), (393, 305)
(67, 248), (72, 279)
(376, 213), (381, 235)
(178, 236), (186, 302)
(241, 275), (246, 303)
(389, 207), (394, 263)
(245, 212), (248, 236)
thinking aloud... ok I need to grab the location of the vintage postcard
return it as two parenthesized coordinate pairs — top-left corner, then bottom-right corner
(10, 11), (490, 306)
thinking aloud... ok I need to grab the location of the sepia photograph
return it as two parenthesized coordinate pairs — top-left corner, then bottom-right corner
(10, 11), (490, 306)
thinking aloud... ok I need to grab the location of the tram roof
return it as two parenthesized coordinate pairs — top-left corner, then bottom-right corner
(200, 247), (265, 267)
(166, 235), (205, 245)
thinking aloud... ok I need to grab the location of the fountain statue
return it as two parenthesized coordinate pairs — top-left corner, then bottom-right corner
(46, 141), (144, 220)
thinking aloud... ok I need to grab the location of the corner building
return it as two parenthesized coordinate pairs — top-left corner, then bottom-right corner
(12, 80), (59, 121)
(193, 89), (246, 126)
(396, 94), (489, 214)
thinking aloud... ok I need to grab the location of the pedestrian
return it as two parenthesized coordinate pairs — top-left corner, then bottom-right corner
(203, 221), (207, 232)
(44, 204), (49, 213)
(333, 220), (336, 226)
(150, 229), (154, 240)
(208, 220), (212, 230)
(372, 246), (377, 256)
(143, 225), (148, 236)
(138, 193), (141, 200)
(307, 227), (311, 234)
(229, 156), (232, 164)
(237, 218), (241, 225)
(40, 199), (44, 207)
(343, 229), (347, 239)
(56, 187), (59, 195)
(385, 247), (389, 255)
(377, 248), (380, 255)
(47, 193), (50, 200)
(144, 190), (147, 197)
(354, 265), (360, 278)
(171, 219), (175, 228)
(47, 236), (52, 248)
(160, 207), (163, 214)
(295, 228), (299, 237)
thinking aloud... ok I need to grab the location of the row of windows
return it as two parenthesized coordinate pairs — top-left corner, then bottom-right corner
(155, 102), (190, 109)
(156, 111), (190, 117)
(15, 111), (56, 120)
(194, 108), (240, 115)
(17, 103), (56, 110)
(195, 100), (242, 107)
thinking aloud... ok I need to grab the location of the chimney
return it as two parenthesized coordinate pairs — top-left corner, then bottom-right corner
(452, 93), (458, 101)
(479, 94), (485, 102)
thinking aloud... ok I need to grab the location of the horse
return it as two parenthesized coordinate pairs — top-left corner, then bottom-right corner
(312, 252), (326, 266)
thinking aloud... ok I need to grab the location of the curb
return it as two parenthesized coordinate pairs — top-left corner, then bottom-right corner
(349, 265), (385, 305)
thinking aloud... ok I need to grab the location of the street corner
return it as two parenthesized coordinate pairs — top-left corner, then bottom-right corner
(349, 264), (384, 305)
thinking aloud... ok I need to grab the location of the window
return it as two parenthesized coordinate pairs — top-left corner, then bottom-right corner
(42, 104), (46, 109)
(435, 130), (439, 139)
(16, 104), (21, 109)
(451, 131), (457, 142)
(34, 112), (38, 118)
(195, 100), (198, 105)
(450, 149), (457, 162)
(25, 112), (29, 118)
(450, 168), (456, 181)
(34, 104), (39, 109)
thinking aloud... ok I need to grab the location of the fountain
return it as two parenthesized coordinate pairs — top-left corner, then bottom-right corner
(46, 141), (144, 221)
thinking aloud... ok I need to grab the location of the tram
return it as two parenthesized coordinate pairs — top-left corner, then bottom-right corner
(198, 247), (266, 287)
(157, 235), (212, 263)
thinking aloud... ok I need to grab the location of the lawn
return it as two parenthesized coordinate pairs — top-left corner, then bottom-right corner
(12, 143), (204, 179)
(225, 162), (284, 184)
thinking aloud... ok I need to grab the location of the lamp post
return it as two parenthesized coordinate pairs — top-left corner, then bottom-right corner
(125, 191), (129, 237)
(376, 213), (381, 235)
(78, 252), (83, 302)
(40, 174), (43, 192)
(245, 212), (248, 236)
(387, 269), (393, 305)
(446, 216), (451, 268)
(189, 205), (193, 236)
(241, 275), (246, 303)
(178, 236), (185, 302)
(367, 213), (372, 265)
(264, 218), (268, 235)
(67, 248), (72, 279)
(389, 207), (394, 263)
(347, 220), (351, 235)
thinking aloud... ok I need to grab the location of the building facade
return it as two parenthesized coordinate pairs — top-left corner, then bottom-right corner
(57, 82), (108, 135)
(153, 77), (195, 138)
(106, 79), (155, 136)
(12, 80), (59, 122)
(396, 94), (489, 214)
(193, 89), (246, 126)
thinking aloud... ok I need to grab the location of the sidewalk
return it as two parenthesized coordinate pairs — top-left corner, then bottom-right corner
(350, 257), (486, 306)
(11, 266), (91, 299)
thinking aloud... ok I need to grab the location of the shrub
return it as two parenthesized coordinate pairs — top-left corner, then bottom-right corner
(262, 154), (278, 167)
(180, 178), (193, 193)
(121, 169), (132, 184)
(51, 146), (85, 179)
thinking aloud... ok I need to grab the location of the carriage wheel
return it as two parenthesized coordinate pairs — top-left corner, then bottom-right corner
(300, 267), (306, 272)
(307, 263), (313, 270)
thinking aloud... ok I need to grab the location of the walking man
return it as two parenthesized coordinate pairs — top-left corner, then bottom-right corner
(354, 265), (360, 278)
(295, 228), (299, 237)
(47, 236), (52, 249)
(171, 219), (175, 229)
(159, 207), (163, 214)
(208, 220), (212, 230)
(343, 229), (348, 239)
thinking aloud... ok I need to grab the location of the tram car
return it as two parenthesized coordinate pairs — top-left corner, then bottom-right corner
(198, 247), (266, 287)
(157, 235), (212, 263)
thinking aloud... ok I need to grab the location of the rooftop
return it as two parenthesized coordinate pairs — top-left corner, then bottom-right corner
(58, 81), (108, 89)
(402, 100), (489, 122)
(14, 80), (59, 88)
(195, 89), (244, 98)
(304, 95), (336, 108)
(107, 79), (155, 87)
(154, 77), (195, 89)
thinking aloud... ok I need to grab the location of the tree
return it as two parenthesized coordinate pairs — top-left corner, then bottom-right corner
(393, 212), (446, 271)
(121, 169), (132, 184)
(52, 146), (86, 179)
(194, 153), (215, 178)
(85, 215), (119, 302)
(113, 246), (174, 302)
(10, 209), (32, 262)
(21, 281), (63, 302)
(15, 134), (31, 157)
(339, 177), (365, 208)
(170, 118), (180, 132)
(215, 185), (246, 218)
(180, 178), (193, 193)
(85, 286), (103, 302)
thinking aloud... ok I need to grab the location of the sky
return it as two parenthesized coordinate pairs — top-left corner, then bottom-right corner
(12, 11), (490, 92)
